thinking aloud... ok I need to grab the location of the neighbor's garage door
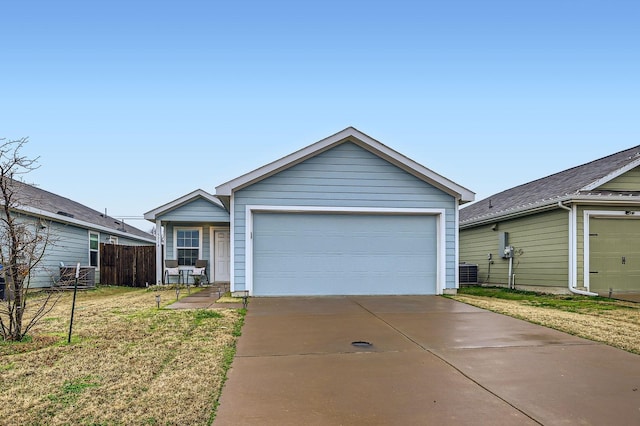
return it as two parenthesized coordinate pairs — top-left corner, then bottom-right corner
(589, 218), (640, 293)
(252, 213), (437, 296)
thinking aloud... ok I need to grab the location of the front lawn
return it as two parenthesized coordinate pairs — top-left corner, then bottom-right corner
(451, 287), (640, 355)
(0, 286), (244, 425)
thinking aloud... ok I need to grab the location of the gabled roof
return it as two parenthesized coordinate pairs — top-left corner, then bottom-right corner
(460, 145), (640, 227)
(9, 179), (154, 241)
(144, 189), (226, 221)
(216, 127), (475, 203)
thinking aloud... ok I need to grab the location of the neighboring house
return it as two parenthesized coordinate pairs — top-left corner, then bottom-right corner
(3, 179), (155, 288)
(459, 145), (640, 297)
(145, 127), (475, 296)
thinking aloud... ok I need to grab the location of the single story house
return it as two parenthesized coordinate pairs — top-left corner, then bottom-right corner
(145, 127), (475, 296)
(3, 179), (155, 288)
(459, 145), (640, 297)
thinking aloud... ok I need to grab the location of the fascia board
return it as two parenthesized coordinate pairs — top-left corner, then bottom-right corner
(144, 189), (224, 220)
(570, 195), (640, 205)
(216, 127), (475, 202)
(215, 128), (355, 196)
(460, 202), (561, 229)
(14, 205), (155, 243)
(582, 157), (640, 191)
(347, 138), (475, 202)
(460, 195), (640, 229)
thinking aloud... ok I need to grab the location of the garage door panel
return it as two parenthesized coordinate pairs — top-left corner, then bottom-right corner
(253, 213), (437, 296)
(590, 218), (640, 292)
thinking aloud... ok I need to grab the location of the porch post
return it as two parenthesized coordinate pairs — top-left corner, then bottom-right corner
(156, 219), (163, 285)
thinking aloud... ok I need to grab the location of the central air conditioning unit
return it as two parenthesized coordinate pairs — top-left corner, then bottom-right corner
(459, 263), (478, 284)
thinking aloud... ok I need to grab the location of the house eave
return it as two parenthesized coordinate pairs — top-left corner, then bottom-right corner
(216, 127), (475, 203)
(144, 189), (226, 221)
(582, 155), (640, 191)
(460, 194), (640, 229)
(460, 201), (562, 229)
(16, 205), (156, 243)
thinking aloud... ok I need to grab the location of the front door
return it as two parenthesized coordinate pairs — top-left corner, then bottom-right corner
(214, 230), (231, 282)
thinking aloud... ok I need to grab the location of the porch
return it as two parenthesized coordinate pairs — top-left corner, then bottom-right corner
(143, 189), (231, 286)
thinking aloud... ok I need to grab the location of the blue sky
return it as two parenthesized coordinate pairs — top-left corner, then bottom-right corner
(2, 0), (639, 232)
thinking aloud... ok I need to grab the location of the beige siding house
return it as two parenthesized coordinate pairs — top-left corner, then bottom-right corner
(460, 145), (640, 297)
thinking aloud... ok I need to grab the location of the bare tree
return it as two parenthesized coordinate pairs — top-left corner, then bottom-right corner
(0, 138), (60, 341)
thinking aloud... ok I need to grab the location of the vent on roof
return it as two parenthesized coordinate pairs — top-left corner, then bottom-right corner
(56, 211), (75, 218)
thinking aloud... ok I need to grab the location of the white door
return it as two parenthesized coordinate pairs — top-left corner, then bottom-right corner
(214, 230), (231, 282)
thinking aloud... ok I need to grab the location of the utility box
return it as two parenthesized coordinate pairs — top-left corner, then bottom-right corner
(499, 232), (510, 258)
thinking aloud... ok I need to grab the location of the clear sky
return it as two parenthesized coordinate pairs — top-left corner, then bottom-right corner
(2, 0), (639, 232)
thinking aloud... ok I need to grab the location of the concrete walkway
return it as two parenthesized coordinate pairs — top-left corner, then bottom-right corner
(165, 287), (243, 310)
(215, 296), (640, 425)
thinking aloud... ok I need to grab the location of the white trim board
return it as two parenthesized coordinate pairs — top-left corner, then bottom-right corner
(144, 189), (225, 220)
(582, 157), (640, 191)
(244, 205), (447, 296)
(230, 196), (236, 291)
(216, 127), (475, 203)
(19, 205), (155, 243)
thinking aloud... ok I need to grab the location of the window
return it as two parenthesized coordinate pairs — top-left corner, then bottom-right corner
(89, 232), (99, 267)
(176, 229), (199, 266)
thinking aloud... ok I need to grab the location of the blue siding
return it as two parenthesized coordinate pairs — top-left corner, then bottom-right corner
(116, 236), (154, 247)
(233, 141), (457, 292)
(157, 198), (230, 271)
(5, 212), (154, 288)
(159, 198), (229, 222)
(27, 223), (152, 287)
(28, 221), (89, 288)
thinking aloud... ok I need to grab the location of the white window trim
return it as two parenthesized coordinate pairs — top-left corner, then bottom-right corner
(583, 209), (640, 291)
(244, 205), (447, 296)
(174, 226), (203, 268)
(89, 231), (100, 270)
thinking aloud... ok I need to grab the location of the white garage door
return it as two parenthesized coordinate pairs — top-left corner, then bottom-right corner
(252, 212), (438, 296)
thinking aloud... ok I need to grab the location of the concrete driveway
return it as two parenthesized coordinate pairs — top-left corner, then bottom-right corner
(214, 296), (640, 425)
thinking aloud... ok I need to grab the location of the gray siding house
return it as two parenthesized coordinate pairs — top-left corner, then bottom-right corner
(146, 127), (475, 296)
(5, 180), (155, 288)
(460, 145), (640, 297)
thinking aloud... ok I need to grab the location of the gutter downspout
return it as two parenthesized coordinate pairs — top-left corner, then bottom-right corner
(557, 201), (598, 296)
(508, 255), (514, 289)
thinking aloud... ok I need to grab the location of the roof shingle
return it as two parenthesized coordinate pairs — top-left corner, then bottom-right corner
(8, 179), (153, 240)
(460, 145), (640, 225)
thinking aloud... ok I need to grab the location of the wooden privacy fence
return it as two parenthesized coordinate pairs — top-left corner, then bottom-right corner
(100, 244), (156, 287)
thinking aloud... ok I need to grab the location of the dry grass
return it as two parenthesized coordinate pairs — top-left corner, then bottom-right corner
(451, 292), (640, 355)
(0, 286), (244, 425)
(215, 295), (245, 304)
